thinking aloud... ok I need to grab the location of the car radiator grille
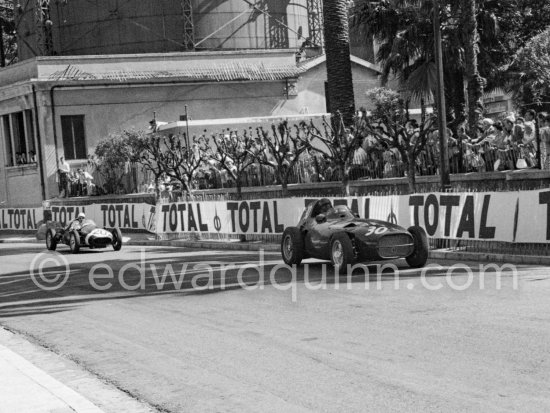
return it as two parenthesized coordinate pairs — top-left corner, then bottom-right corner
(377, 234), (414, 258)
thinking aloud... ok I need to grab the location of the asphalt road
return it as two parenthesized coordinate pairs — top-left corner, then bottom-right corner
(1, 243), (549, 412)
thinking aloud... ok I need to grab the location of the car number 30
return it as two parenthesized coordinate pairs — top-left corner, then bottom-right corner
(365, 226), (388, 236)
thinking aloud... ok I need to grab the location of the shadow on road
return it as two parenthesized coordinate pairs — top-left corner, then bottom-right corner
(0, 247), (452, 319)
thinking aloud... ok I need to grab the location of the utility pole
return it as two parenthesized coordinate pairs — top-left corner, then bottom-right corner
(0, 16), (5, 67)
(433, 0), (450, 190)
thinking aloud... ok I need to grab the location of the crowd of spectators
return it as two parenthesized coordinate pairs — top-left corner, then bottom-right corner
(14, 150), (37, 165)
(120, 109), (550, 196)
(57, 110), (550, 198)
(346, 109), (550, 179)
(57, 155), (99, 198)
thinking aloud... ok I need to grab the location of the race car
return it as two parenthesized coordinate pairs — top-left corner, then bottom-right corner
(45, 218), (123, 254)
(281, 198), (429, 273)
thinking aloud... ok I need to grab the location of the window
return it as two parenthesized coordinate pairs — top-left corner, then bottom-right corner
(2, 115), (13, 166)
(2, 110), (36, 166)
(61, 115), (87, 160)
(12, 112), (26, 162)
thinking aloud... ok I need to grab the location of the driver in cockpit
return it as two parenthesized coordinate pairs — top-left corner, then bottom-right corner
(313, 198), (334, 218)
(66, 212), (86, 232)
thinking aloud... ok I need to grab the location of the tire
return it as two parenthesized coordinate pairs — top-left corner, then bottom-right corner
(330, 233), (355, 275)
(112, 228), (123, 251)
(281, 227), (304, 265)
(46, 229), (57, 251)
(69, 231), (80, 254)
(406, 226), (429, 268)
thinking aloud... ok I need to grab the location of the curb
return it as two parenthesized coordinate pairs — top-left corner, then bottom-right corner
(429, 250), (550, 266)
(1, 237), (548, 265)
(0, 238), (42, 244)
(128, 239), (280, 252)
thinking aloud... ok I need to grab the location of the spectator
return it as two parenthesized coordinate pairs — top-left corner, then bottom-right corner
(503, 115), (517, 140)
(58, 156), (71, 197)
(68, 171), (79, 196)
(524, 109), (536, 123)
(522, 121), (537, 167)
(448, 130), (463, 173)
(510, 117), (525, 144)
(83, 170), (95, 195)
(425, 131), (440, 175)
(523, 119), (536, 145)
(470, 118), (495, 170)
(492, 122), (511, 171)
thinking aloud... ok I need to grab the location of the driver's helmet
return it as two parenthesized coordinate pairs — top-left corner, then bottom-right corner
(315, 198), (333, 216)
(77, 212), (86, 222)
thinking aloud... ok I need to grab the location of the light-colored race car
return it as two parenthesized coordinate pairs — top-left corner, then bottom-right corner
(46, 218), (123, 254)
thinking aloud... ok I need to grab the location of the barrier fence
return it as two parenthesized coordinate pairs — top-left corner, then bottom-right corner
(20, 188), (546, 258)
(57, 136), (543, 199)
(153, 189), (550, 258)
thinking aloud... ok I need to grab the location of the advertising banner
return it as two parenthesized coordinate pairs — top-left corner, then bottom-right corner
(3, 189), (550, 243)
(516, 189), (550, 243)
(47, 203), (156, 232)
(0, 207), (42, 230)
(154, 192), (519, 243)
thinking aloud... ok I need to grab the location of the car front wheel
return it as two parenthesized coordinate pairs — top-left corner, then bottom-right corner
(281, 227), (304, 265)
(406, 226), (429, 268)
(330, 233), (355, 274)
(112, 228), (123, 251)
(46, 229), (57, 251)
(69, 231), (80, 254)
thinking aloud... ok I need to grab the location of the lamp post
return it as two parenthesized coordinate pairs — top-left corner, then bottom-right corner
(433, 0), (451, 190)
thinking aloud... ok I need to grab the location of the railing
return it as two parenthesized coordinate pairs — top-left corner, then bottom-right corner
(59, 138), (542, 199)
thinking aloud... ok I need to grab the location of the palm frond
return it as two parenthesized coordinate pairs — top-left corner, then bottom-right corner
(403, 61), (436, 101)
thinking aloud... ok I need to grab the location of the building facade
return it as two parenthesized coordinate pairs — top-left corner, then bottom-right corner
(0, 49), (381, 207)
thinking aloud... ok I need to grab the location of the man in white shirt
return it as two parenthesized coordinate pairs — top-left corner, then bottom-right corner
(59, 157), (70, 173)
(58, 157), (71, 197)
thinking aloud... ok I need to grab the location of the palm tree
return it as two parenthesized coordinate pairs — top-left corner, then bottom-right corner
(460, 0), (483, 135)
(352, 1), (497, 135)
(322, 0), (356, 126)
(351, 1), (438, 115)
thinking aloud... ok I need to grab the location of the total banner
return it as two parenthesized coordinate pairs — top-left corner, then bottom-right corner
(47, 203), (156, 231)
(154, 191), (521, 242)
(516, 188), (550, 243)
(4, 189), (550, 243)
(0, 207), (42, 230)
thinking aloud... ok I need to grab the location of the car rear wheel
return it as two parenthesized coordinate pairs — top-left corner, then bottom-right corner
(406, 226), (429, 268)
(281, 227), (304, 265)
(112, 228), (123, 251)
(330, 233), (355, 274)
(69, 231), (80, 254)
(46, 229), (57, 251)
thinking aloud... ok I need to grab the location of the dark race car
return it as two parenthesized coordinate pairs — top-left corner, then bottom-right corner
(46, 218), (123, 254)
(281, 198), (429, 273)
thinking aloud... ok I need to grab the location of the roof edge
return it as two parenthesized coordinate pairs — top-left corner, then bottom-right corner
(298, 54), (382, 74)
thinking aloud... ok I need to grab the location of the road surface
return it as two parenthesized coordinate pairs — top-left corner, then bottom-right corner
(1, 243), (549, 412)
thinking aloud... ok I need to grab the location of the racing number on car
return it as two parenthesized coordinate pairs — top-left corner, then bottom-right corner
(365, 226), (388, 236)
